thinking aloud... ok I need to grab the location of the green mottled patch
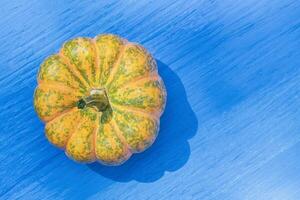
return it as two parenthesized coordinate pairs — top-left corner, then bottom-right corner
(34, 87), (77, 120)
(95, 34), (124, 86)
(107, 44), (157, 92)
(66, 110), (97, 162)
(95, 119), (129, 165)
(109, 78), (166, 115)
(113, 108), (158, 152)
(61, 38), (95, 86)
(40, 55), (77, 88)
(79, 107), (97, 121)
(45, 109), (80, 148)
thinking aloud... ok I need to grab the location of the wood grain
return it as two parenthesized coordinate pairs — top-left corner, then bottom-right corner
(1, 0), (300, 199)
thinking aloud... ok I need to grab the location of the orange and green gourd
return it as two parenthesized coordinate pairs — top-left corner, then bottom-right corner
(34, 34), (166, 165)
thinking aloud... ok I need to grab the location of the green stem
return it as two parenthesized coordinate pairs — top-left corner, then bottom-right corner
(77, 89), (110, 112)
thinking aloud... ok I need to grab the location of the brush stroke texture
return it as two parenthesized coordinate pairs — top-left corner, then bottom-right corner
(1, 0), (300, 199)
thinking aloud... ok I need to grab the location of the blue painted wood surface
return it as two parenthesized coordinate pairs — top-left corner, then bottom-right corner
(1, 0), (300, 199)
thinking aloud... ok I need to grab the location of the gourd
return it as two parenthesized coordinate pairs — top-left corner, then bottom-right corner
(34, 34), (166, 165)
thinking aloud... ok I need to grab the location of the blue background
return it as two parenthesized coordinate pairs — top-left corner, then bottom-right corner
(1, 0), (300, 199)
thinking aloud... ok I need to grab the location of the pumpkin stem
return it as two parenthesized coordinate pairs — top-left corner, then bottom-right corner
(77, 88), (110, 112)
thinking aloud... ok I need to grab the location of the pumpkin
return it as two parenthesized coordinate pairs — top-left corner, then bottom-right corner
(34, 34), (166, 165)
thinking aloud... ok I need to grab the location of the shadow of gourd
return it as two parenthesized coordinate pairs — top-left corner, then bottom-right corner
(88, 60), (198, 182)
